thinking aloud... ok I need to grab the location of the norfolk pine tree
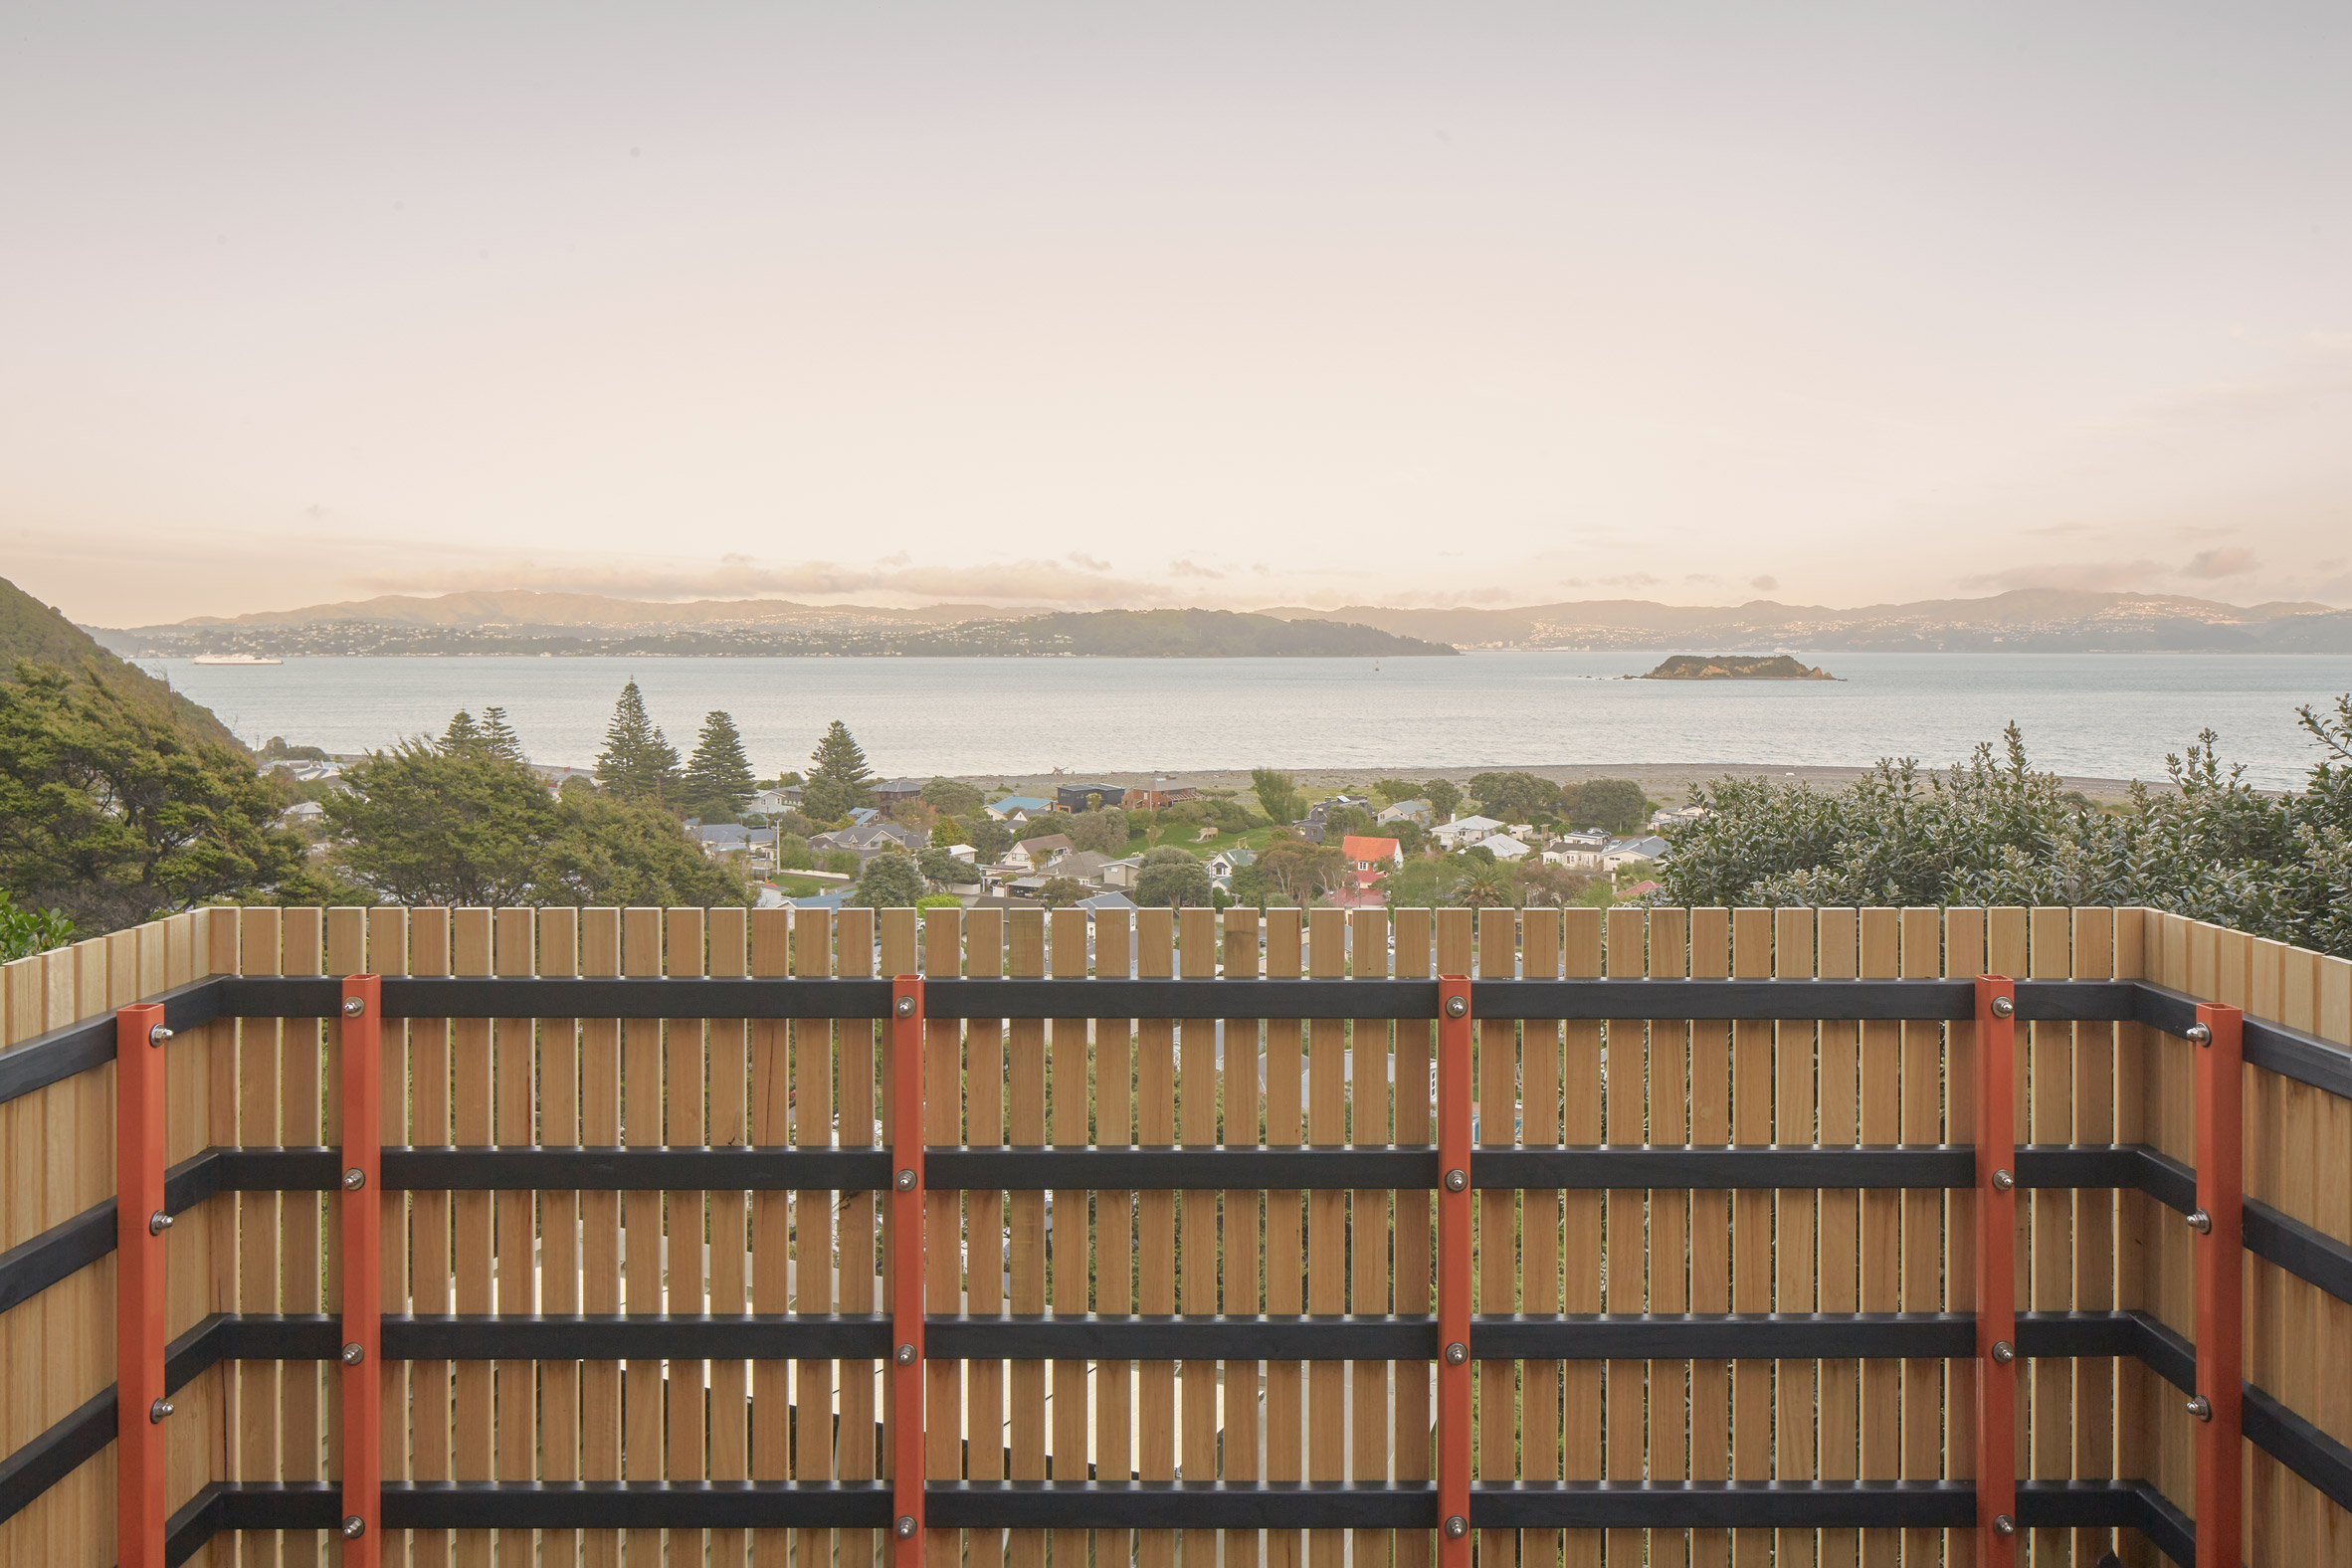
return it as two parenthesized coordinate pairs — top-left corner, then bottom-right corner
(595, 680), (681, 802)
(804, 719), (875, 821)
(682, 709), (756, 816)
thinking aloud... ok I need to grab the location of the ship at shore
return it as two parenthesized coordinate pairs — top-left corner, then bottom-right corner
(189, 653), (283, 666)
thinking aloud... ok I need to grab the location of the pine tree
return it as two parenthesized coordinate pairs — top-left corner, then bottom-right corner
(803, 720), (875, 822)
(595, 680), (681, 802)
(479, 706), (525, 763)
(682, 710), (756, 816)
(440, 709), (486, 753)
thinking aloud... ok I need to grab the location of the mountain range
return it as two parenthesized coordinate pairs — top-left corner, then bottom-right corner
(88, 586), (2352, 656)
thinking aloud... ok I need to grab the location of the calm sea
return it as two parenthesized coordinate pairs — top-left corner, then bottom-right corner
(150, 652), (2352, 791)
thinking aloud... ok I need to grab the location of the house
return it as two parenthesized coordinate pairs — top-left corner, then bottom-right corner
(1009, 835), (1074, 871)
(1047, 850), (1113, 885)
(808, 822), (927, 869)
(690, 823), (780, 869)
(748, 785), (803, 814)
(1618, 880), (1662, 899)
(1055, 782), (1126, 813)
(1205, 845), (1256, 881)
(279, 800), (325, 825)
(848, 807), (882, 827)
(1376, 799), (1431, 827)
(1603, 835), (1670, 871)
(1301, 794), (1369, 828)
(1432, 814), (1504, 850)
(1545, 829), (1614, 872)
(1340, 835), (1404, 892)
(1099, 855), (1145, 890)
(1122, 777), (1198, 810)
(944, 844), (979, 864)
(872, 779), (927, 818)
(984, 795), (1053, 822)
(781, 888), (856, 913)
(1074, 891), (1139, 914)
(1482, 834), (1533, 863)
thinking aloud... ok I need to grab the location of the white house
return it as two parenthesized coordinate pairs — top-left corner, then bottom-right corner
(748, 785), (802, 815)
(1482, 834), (1532, 863)
(1602, 835), (1670, 871)
(1544, 829), (1613, 872)
(1205, 845), (1256, 881)
(1432, 814), (1504, 850)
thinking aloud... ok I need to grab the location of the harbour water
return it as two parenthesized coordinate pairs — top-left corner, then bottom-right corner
(151, 651), (2352, 791)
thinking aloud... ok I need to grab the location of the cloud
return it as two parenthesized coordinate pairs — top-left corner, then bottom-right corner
(1065, 552), (1113, 574)
(1750, 575), (1780, 591)
(2024, 522), (2102, 538)
(2182, 547), (2258, 579)
(1958, 559), (2167, 592)
(1168, 558), (1224, 579)
(363, 554), (1168, 608)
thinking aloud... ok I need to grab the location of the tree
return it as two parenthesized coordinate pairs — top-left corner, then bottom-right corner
(921, 777), (984, 817)
(327, 738), (558, 905)
(1251, 767), (1302, 826)
(1515, 861), (1592, 907)
(1321, 804), (1374, 843)
(1065, 807), (1130, 855)
(1373, 778), (1422, 807)
(1254, 841), (1344, 905)
(804, 720), (875, 821)
(1385, 818), (1425, 856)
(1424, 778), (1463, 822)
(534, 788), (751, 906)
(1469, 770), (1560, 823)
(1035, 877), (1090, 908)
(775, 833), (812, 870)
(479, 706), (524, 762)
(967, 819), (1014, 863)
(1451, 860), (1519, 908)
(441, 709), (487, 753)
(0, 662), (319, 932)
(1562, 778), (1651, 834)
(848, 850), (926, 908)
(595, 681), (682, 802)
(917, 846), (964, 886)
(682, 710), (756, 816)
(1136, 856), (1214, 908)
(0, 889), (74, 961)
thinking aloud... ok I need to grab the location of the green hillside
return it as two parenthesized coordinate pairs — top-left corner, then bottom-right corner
(0, 577), (247, 750)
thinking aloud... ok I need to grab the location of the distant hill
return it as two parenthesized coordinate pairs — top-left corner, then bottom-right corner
(917, 609), (1456, 657)
(1, 576), (245, 750)
(160, 589), (1013, 631)
(1255, 589), (2352, 653)
(1642, 654), (1835, 681)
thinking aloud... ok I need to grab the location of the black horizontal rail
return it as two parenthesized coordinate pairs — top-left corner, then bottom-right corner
(161, 1476), (2189, 1556)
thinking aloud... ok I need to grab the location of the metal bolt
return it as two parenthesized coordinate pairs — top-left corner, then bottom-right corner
(895, 1344), (916, 1366)
(149, 1399), (173, 1424)
(1444, 1342), (1469, 1366)
(343, 997), (366, 1018)
(1444, 1168), (1468, 1193)
(1991, 1169), (2014, 1193)
(895, 1516), (918, 1539)
(895, 1169), (917, 1192)
(1444, 995), (1468, 1019)
(2187, 1394), (2213, 1422)
(341, 1516), (367, 1540)
(1992, 1515), (2016, 1538)
(1444, 1516), (1469, 1540)
(2186, 1022), (2213, 1047)
(342, 1343), (365, 1366)
(1989, 995), (2014, 1020)
(343, 1168), (366, 1191)
(148, 1210), (173, 1236)
(1990, 1340), (2015, 1365)
(894, 995), (916, 1018)
(2186, 1209), (2213, 1235)
(149, 1025), (173, 1049)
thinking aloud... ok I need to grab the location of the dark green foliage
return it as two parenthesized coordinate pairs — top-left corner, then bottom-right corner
(1424, 778), (1463, 822)
(0, 574), (246, 750)
(1320, 804), (1374, 842)
(804, 720), (875, 821)
(1035, 876), (1089, 908)
(479, 706), (525, 762)
(917, 847), (964, 886)
(0, 662), (318, 932)
(1469, 770), (1560, 822)
(1561, 777), (1651, 834)
(0, 889), (75, 961)
(966, 819), (1014, 863)
(1064, 807), (1130, 855)
(328, 733), (745, 907)
(775, 833), (812, 870)
(441, 709), (487, 752)
(849, 850), (925, 908)
(1450, 860), (1519, 907)
(1372, 779), (1423, 807)
(1385, 818), (1425, 855)
(1136, 856), (1215, 907)
(1017, 816), (1072, 844)
(921, 777), (984, 816)
(1251, 767), (1301, 826)
(1655, 702), (2352, 959)
(594, 681), (682, 801)
(682, 710), (756, 816)
(261, 737), (330, 762)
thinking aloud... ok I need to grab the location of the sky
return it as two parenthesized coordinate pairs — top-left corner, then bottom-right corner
(4, 5), (2350, 627)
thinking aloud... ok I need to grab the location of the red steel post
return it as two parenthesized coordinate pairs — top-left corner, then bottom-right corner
(340, 975), (383, 1566)
(889, 976), (927, 1566)
(2192, 1002), (2244, 1568)
(1974, 975), (2019, 1567)
(115, 1002), (169, 1568)
(1437, 974), (1473, 1568)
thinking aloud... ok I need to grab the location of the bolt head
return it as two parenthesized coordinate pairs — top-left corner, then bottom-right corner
(149, 1399), (172, 1424)
(342, 1168), (367, 1191)
(1990, 1340), (2015, 1365)
(1991, 1168), (2014, 1193)
(149, 1210), (173, 1236)
(341, 1516), (367, 1540)
(1992, 1514), (2016, 1538)
(895, 1516), (918, 1539)
(148, 1025), (173, 1048)
(2186, 1209), (2213, 1235)
(342, 996), (366, 1018)
(1444, 1342), (1468, 1366)
(895, 1344), (916, 1365)
(894, 996), (916, 1018)
(1989, 995), (2014, 1020)
(1444, 1169), (1468, 1193)
(2187, 1394), (2213, 1422)
(895, 1169), (917, 1192)
(1444, 1516), (1469, 1539)
(2186, 1022), (2213, 1047)
(342, 1343), (365, 1366)
(1444, 995), (1468, 1019)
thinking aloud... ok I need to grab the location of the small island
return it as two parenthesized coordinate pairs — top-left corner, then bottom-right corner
(1639, 654), (1838, 681)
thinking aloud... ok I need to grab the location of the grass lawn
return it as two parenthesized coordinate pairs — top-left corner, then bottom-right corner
(1122, 822), (1283, 860)
(769, 874), (829, 897)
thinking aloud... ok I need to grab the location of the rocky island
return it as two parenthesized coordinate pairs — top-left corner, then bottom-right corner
(1639, 654), (1837, 681)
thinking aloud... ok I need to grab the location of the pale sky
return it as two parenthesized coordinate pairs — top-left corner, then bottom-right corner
(4, 5), (2350, 626)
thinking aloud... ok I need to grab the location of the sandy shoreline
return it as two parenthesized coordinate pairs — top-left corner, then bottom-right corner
(945, 761), (2155, 806)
